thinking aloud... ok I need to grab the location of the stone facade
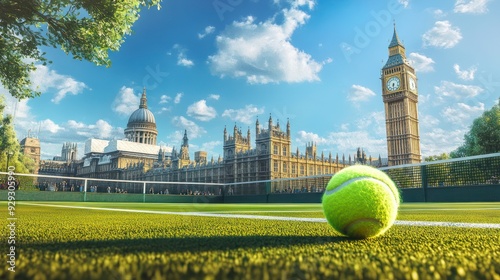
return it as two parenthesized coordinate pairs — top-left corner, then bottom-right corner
(134, 116), (365, 194)
(19, 136), (40, 174)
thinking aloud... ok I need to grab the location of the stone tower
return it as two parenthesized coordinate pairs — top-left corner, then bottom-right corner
(381, 25), (421, 166)
(179, 130), (190, 161)
(255, 115), (292, 180)
(223, 124), (252, 182)
(20, 135), (41, 173)
(223, 124), (251, 158)
(61, 142), (78, 162)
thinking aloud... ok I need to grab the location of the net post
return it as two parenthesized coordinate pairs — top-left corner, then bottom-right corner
(265, 181), (271, 203)
(420, 165), (428, 202)
(83, 179), (88, 202)
(143, 182), (146, 203)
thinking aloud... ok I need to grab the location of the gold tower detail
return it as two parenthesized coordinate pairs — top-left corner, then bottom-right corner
(381, 26), (421, 166)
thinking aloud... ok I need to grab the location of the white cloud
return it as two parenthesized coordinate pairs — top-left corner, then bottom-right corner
(67, 120), (87, 129)
(200, 140), (223, 157)
(434, 81), (484, 99)
(112, 87), (139, 116)
(187, 100), (217, 121)
(157, 107), (171, 115)
(294, 110), (388, 158)
(442, 102), (485, 123)
(398, 0), (410, 8)
(40, 119), (63, 134)
(292, 0), (316, 9)
(65, 119), (122, 140)
(178, 57), (194, 67)
(419, 114), (440, 128)
(327, 131), (386, 157)
(420, 127), (467, 156)
(170, 116), (206, 140)
(419, 94), (431, 104)
(453, 64), (477, 81)
(208, 94), (220, 100)
(173, 44), (194, 67)
(295, 131), (328, 145)
(208, 4), (322, 84)
(198, 26), (215, 39)
(454, 0), (490, 14)
(355, 111), (386, 136)
(174, 92), (183, 104)
(94, 119), (114, 139)
(348, 85), (376, 103)
(340, 123), (350, 131)
(1, 86), (123, 160)
(159, 95), (171, 104)
(2, 92), (30, 120)
(222, 105), (265, 124)
(422, 21), (462, 49)
(322, 57), (333, 65)
(432, 9), (447, 18)
(408, 52), (435, 72)
(295, 130), (386, 158)
(30, 65), (88, 104)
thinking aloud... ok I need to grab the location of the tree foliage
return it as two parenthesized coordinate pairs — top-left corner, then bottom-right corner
(0, 0), (161, 99)
(424, 153), (450, 162)
(0, 95), (35, 175)
(451, 99), (500, 158)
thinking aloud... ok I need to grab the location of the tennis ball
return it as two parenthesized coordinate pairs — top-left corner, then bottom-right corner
(322, 165), (400, 239)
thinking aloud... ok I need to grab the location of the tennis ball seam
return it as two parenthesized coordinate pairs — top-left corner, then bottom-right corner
(324, 177), (398, 205)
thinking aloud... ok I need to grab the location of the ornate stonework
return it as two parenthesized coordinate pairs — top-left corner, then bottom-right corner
(381, 26), (422, 166)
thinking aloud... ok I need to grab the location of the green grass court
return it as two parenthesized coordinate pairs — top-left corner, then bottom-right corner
(1, 202), (499, 279)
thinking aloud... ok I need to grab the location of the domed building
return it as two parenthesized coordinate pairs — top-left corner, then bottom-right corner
(124, 89), (158, 145)
(76, 88), (171, 180)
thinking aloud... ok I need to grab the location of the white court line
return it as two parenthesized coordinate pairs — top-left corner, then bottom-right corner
(204, 210), (320, 213)
(400, 208), (500, 211)
(22, 203), (500, 229)
(393, 220), (500, 229)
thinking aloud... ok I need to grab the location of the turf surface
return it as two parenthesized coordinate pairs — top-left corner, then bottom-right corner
(1, 202), (499, 279)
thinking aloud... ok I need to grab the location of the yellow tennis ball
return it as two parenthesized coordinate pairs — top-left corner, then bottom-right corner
(322, 165), (400, 239)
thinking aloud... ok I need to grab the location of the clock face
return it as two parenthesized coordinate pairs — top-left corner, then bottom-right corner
(409, 77), (416, 90)
(386, 76), (400, 91)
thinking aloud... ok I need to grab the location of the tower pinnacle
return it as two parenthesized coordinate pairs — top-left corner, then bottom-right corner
(139, 88), (148, 109)
(389, 23), (404, 48)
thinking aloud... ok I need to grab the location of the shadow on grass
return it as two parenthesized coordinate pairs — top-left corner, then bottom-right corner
(21, 235), (351, 254)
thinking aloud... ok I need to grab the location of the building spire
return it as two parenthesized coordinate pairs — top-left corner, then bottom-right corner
(139, 88), (148, 109)
(389, 22), (404, 48)
(383, 22), (407, 69)
(182, 129), (189, 147)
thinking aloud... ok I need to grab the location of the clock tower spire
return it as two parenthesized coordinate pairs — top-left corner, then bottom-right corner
(381, 25), (421, 166)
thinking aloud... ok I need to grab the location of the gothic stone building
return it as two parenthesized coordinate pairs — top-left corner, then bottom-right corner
(71, 89), (376, 194)
(139, 116), (356, 195)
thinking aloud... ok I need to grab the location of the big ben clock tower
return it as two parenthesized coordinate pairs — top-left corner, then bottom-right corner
(382, 25), (421, 166)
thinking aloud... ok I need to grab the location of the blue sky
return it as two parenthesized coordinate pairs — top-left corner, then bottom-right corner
(2, 0), (499, 160)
